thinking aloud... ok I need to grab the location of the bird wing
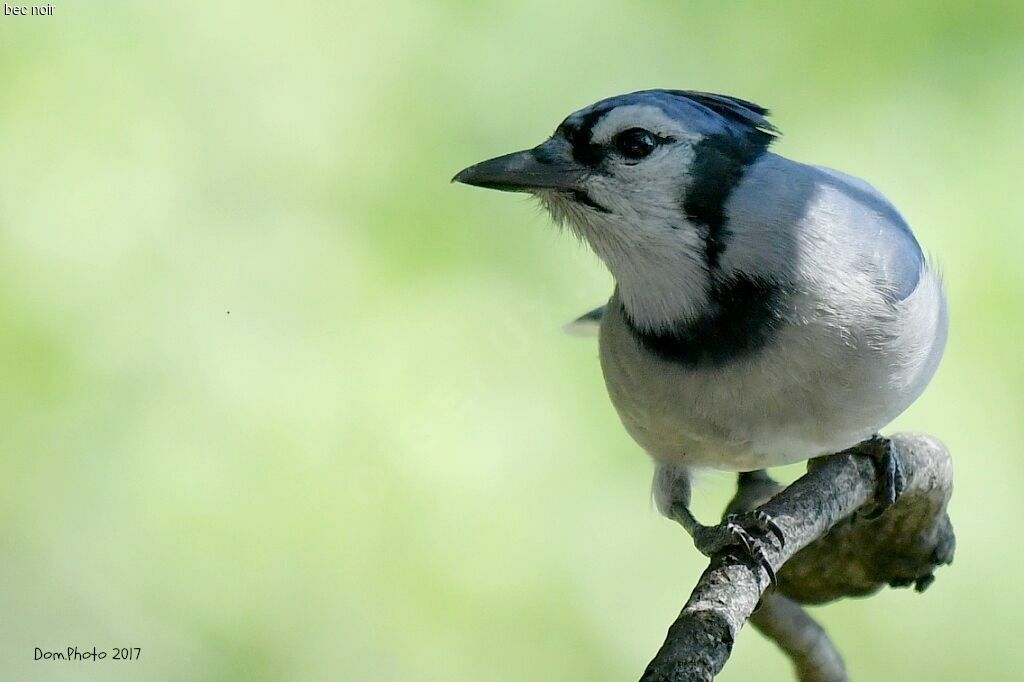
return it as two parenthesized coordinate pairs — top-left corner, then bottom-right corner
(812, 166), (925, 303)
(563, 306), (605, 337)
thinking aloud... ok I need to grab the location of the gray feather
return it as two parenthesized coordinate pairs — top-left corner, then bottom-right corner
(563, 306), (605, 337)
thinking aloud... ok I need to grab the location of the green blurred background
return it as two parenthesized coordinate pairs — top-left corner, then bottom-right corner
(1, 1), (1021, 680)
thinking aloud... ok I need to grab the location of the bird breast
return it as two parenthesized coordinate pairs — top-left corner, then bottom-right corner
(597, 276), (946, 471)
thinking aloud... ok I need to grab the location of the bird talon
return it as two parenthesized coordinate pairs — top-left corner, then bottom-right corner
(760, 557), (777, 588)
(697, 512), (781, 589)
(755, 510), (786, 548)
(725, 522), (753, 557)
(858, 435), (904, 519)
(732, 526), (756, 557)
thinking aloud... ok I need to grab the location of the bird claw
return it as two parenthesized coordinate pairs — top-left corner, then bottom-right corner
(693, 510), (785, 587)
(858, 435), (905, 519)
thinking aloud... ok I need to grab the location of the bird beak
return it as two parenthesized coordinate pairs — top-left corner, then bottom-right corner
(452, 141), (584, 193)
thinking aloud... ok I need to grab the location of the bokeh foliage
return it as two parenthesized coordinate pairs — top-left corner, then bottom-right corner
(1, 1), (1022, 680)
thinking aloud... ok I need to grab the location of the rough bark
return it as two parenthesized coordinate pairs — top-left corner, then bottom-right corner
(639, 432), (955, 682)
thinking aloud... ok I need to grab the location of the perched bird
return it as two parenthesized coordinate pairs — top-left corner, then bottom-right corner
(453, 90), (947, 573)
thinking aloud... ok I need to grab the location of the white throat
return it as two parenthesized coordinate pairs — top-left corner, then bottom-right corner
(579, 215), (712, 330)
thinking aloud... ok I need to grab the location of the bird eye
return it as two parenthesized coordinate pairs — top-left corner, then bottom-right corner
(613, 128), (658, 160)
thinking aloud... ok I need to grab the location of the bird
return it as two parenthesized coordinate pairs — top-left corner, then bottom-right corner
(452, 90), (947, 576)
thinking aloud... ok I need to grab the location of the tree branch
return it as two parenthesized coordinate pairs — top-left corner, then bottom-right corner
(639, 432), (955, 682)
(750, 594), (847, 682)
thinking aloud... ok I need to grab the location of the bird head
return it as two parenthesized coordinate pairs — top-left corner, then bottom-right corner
(454, 90), (778, 266)
(454, 90), (782, 328)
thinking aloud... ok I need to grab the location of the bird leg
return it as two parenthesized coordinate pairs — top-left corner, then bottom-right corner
(853, 434), (905, 519)
(654, 465), (785, 585)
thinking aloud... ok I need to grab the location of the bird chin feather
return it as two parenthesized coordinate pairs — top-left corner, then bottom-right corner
(533, 189), (596, 245)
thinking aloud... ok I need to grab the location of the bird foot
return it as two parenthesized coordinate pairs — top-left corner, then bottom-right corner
(692, 510), (785, 585)
(857, 435), (905, 520)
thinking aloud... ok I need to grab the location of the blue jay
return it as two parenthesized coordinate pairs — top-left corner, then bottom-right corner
(453, 90), (947, 576)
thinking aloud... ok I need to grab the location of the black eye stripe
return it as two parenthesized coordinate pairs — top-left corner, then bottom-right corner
(556, 105), (617, 168)
(559, 107), (674, 168)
